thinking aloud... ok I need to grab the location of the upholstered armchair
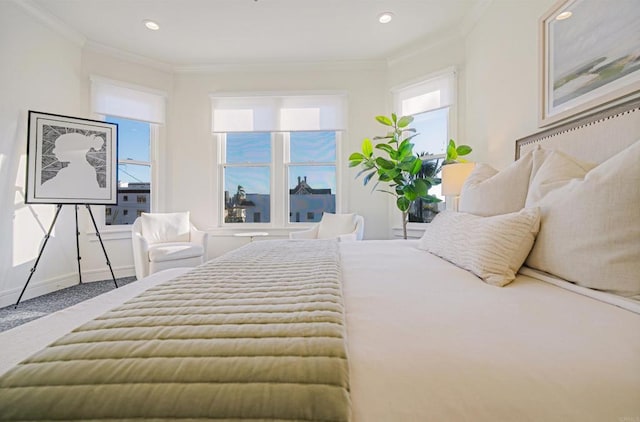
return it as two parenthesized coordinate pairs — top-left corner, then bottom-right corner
(289, 213), (364, 241)
(132, 212), (208, 280)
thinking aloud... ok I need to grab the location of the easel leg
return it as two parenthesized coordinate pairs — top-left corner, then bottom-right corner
(86, 205), (118, 288)
(15, 204), (63, 308)
(75, 205), (83, 284)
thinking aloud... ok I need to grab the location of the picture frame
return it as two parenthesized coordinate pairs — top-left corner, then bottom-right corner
(26, 111), (118, 204)
(539, 0), (640, 127)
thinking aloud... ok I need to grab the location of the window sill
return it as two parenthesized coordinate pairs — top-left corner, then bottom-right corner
(86, 225), (132, 242)
(391, 223), (428, 239)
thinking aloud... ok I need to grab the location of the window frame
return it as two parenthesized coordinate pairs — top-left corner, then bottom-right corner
(283, 131), (339, 225)
(392, 68), (457, 225)
(217, 131), (342, 228)
(219, 132), (274, 227)
(96, 115), (159, 229)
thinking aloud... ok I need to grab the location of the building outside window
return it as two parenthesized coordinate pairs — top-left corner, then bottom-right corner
(393, 69), (456, 223)
(213, 93), (346, 227)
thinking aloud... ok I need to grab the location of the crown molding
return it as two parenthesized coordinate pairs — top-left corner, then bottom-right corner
(83, 41), (175, 74)
(174, 59), (387, 74)
(12, 0), (86, 47)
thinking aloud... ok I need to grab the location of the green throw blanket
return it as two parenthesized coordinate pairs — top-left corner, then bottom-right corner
(0, 239), (351, 421)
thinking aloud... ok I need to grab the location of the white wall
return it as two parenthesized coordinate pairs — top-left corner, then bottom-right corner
(465, 0), (556, 168)
(168, 63), (390, 243)
(0, 2), (86, 306)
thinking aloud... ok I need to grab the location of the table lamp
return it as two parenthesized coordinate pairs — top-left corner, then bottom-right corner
(441, 162), (475, 211)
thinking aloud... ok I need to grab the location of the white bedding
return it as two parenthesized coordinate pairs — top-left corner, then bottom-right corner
(1, 241), (639, 421)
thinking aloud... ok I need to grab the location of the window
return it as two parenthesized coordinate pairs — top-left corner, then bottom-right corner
(288, 132), (336, 223)
(223, 132), (271, 223)
(105, 116), (152, 225)
(213, 93), (346, 226)
(91, 76), (166, 226)
(393, 69), (456, 223)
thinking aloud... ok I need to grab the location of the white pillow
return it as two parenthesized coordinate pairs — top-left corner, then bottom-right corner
(317, 213), (356, 239)
(140, 212), (191, 245)
(525, 149), (596, 207)
(417, 208), (541, 287)
(525, 139), (640, 298)
(459, 148), (548, 216)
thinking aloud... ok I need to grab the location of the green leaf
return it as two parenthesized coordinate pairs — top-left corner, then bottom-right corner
(373, 135), (394, 140)
(403, 184), (418, 201)
(414, 179), (429, 197)
(410, 157), (422, 175)
(355, 165), (376, 178)
(391, 113), (397, 123)
(348, 152), (364, 162)
(398, 141), (414, 160)
(375, 157), (395, 170)
(456, 145), (472, 156)
(422, 194), (442, 204)
(398, 156), (416, 171)
(363, 170), (377, 186)
(447, 143), (458, 161)
(362, 138), (373, 157)
(376, 115), (393, 126)
(397, 115), (414, 128)
(375, 143), (396, 158)
(397, 197), (411, 212)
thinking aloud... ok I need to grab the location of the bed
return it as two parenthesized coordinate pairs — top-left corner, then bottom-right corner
(1, 99), (639, 421)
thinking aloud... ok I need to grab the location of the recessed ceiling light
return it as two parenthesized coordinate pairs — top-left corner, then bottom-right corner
(143, 19), (160, 30)
(555, 11), (572, 20)
(378, 12), (393, 24)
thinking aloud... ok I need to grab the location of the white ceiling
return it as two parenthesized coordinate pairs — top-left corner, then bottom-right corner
(27, 0), (487, 69)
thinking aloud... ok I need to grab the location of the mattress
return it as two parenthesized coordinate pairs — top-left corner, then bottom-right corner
(1, 240), (639, 421)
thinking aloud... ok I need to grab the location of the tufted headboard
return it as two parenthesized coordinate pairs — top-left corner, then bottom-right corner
(516, 98), (640, 164)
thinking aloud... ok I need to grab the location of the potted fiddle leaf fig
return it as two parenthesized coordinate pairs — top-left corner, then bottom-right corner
(349, 114), (441, 239)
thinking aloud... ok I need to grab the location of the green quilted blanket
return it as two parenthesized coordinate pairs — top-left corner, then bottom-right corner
(0, 239), (351, 421)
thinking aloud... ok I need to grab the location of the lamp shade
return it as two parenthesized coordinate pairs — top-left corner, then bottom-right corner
(441, 162), (475, 196)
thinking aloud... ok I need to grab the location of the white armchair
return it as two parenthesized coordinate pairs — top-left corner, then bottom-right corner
(289, 213), (364, 241)
(132, 212), (208, 280)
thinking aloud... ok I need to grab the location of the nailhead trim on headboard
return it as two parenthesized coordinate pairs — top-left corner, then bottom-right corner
(515, 97), (640, 160)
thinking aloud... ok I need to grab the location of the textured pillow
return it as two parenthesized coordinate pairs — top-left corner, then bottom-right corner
(317, 213), (356, 239)
(458, 148), (548, 216)
(417, 208), (541, 287)
(525, 149), (596, 207)
(140, 212), (191, 245)
(526, 139), (640, 298)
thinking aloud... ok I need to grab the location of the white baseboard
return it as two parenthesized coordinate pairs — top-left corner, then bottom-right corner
(0, 265), (135, 308)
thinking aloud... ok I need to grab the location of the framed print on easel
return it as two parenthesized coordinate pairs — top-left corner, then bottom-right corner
(25, 111), (118, 204)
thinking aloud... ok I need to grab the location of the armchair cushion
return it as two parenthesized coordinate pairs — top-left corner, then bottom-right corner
(317, 213), (356, 239)
(148, 242), (205, 263)
(140, 212), (191, 244)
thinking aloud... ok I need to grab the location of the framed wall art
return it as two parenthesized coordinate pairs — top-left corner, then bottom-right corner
(539, 0), (640, 126)
(26, 111), (118, 204)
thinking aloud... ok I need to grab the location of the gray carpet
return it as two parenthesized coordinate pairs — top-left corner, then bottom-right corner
(0, 277), (136, 333)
